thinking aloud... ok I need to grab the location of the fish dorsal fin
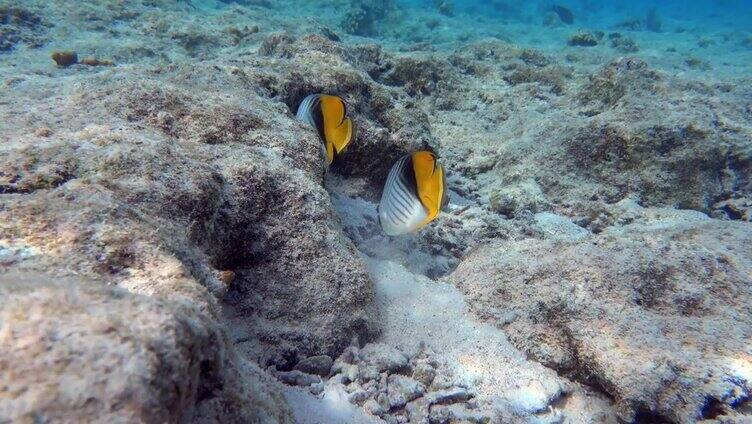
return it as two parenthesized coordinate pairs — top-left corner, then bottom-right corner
(411, 151), (445, 226)
(319, 95), (354, 155)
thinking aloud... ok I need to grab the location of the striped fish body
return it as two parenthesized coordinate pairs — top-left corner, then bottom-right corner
(296, 94), (354, 165)
(296, 94), (320, 128)
(378, 151), (447, 236)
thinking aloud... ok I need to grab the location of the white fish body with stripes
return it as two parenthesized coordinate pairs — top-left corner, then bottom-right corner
(378, 151), (448, 236)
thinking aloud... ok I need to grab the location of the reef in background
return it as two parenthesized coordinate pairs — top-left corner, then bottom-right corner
(342, 0), (396, 36)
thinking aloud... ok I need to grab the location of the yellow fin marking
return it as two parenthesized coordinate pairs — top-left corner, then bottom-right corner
(319, 95), (353, 157)
(412, 151), (444, 228)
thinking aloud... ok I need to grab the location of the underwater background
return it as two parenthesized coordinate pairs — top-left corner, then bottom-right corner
(183, 0), (752, 79)
(1, 0), (751, 423)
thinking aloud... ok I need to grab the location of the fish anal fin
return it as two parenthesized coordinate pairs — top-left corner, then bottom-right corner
(326, 138), (335, 164)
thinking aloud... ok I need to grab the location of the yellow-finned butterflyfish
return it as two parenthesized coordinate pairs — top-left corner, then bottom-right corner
(378, 151), (449, 236)
(296, 94), (354, 165)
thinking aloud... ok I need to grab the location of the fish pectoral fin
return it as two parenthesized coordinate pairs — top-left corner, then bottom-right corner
(319, 95), (353, 157)
(330, 117), (353, 154)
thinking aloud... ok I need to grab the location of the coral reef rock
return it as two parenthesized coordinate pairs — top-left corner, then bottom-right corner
(450, 207), (752, 423)
(288, 342), (495, 424)
(0, 4), (45, 51)
(0, 272), (292, 423)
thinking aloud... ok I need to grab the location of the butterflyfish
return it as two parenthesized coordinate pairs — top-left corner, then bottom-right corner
(296, 94), (354, 165)
(378, 151), (448, 236)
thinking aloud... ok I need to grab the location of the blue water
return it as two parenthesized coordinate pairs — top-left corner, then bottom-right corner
(195, 0), (752, 28)
(400, 0), (752, 27)
(269, 0), (751, 77)
(189, 0), (752, 39)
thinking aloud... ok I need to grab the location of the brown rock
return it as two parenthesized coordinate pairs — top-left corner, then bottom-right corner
(51, 51), (78, 67)
(412, 362), (436, 386)
(294, 355), (334, 377)
(81, 56), (114, 66)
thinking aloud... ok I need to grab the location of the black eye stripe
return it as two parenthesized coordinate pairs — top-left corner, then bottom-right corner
(310, 98), (326, 142)
(338, 97), (348, 126)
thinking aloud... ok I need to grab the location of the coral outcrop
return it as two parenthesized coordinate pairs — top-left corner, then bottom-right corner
(0, 272), (293, 423)
(341, 0), (396, 37)
(432, 53), (751, 219)
(254, 33), (436, 182)
(0, 31), (398, 419)
(450, 206), (752, 422)
(608, 32), (638, 52)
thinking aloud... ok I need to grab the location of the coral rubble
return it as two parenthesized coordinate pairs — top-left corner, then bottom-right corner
(567, 31), (599, 47)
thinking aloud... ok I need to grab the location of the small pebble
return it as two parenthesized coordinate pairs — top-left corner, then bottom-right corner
(359, 343), (409, 373)
(275, 370), (321, 387)
(412, 362), (437, 386)
(387, 374), (426, 408)
(425, 387), (472, 405)
(364, 398), (386, 416)
(309, 381), (325, 395)
(359, 365), (380, 383)
(406, 397), (430, 423)
(348, 389), (369, 405)
(34, 127), (52, 137)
